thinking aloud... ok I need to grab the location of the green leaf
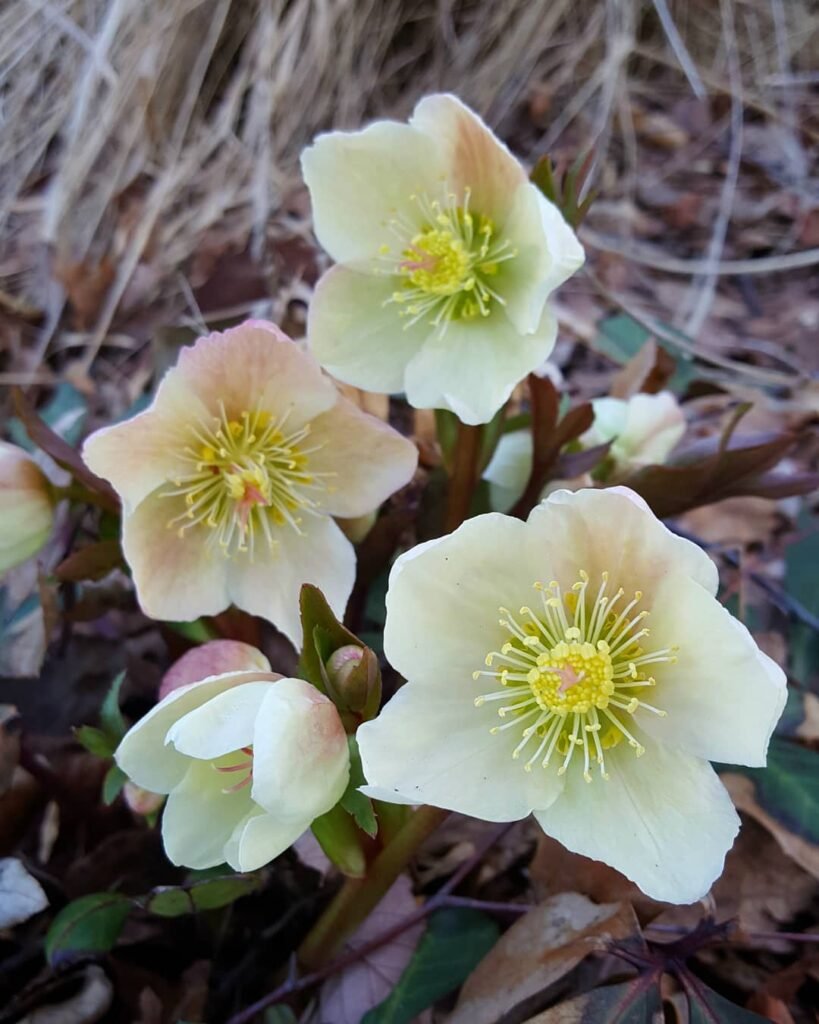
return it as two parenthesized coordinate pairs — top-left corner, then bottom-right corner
(298, 584), (362, 693)
(165, 618), (219, 643)
(74, 725), (116, 759)
(145, 874), (261, 917)
(102, 763), (127, 805)
(44, 892), (132, 964)
(784, 511), (819, 614)
(311, 803), (367, 878)
(724, 737), (819, 845)
(340, 737), (377, 837)
(55, 539), (123, 583)
(685, 975), (770, 1023)
(362, 908), (499, 1024)
(100, 670), (127, 740)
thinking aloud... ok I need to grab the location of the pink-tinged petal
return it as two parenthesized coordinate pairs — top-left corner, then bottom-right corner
(116, 669), (275, 793)
(122, 489), (231, 622)
(307, 396), (417, 517)
(501, 183), (585, 334)
(227, 515), (355, 645)
(307, 266), (430, 395)
(162, 759), (255, 869)
(301, 121), (447, 266)
(638, 573), (787, 766)
(251, 678), (349, 821)
(404, 306), (557, 424)
(82, 358), (209, 513)
(410, 94), (526, 224)
(529, 488), (719, 596)
(159, 640), (272, 699)
(358, 685), (563, 820)
(535, 745), (740, 904)
(174, 321), (337, 426)
(225, 810), (307, 872)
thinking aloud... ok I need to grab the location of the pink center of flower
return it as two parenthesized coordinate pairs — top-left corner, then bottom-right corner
(160, 404), (335, 558)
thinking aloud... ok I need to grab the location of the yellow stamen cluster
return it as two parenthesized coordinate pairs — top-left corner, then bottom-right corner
(376, 188), (517, 330)
(474, 571), (678, 782)
(160, 405), (333, 558)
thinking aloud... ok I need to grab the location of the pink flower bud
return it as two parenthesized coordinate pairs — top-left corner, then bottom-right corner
(159, 640), (273, 699)
(123, 781), (165, 816)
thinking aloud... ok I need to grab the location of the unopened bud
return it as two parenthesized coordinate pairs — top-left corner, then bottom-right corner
(0, 442), (55, 574)
(123, 781), (165, 817)
(324, 644), (381, 720)
(326, 645), (365, 687)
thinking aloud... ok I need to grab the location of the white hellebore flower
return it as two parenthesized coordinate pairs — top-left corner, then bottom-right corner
(584, 392), (686, 476)
(302, 94), (584, 425)
(116, 643), (350, 871)
(358, 488), (786, 903)
(82, 320), (417, 644)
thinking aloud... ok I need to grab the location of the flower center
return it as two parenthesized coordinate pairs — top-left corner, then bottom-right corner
(161, 405), (333, 557)
(377, 188), (517, 331)
(474, 572), (678, 782)
(214, 746), (253, 793)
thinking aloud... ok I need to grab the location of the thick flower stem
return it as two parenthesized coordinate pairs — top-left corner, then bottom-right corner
(298, 805), (449, 970)
(444, 421), (483, 533)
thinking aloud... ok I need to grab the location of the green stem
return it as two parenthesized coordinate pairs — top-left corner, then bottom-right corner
(444, 421), (482, 533)
(298, 805), (449, 970)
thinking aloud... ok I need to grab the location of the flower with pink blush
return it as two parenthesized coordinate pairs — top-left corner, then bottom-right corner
(0, 442), (55, 575)
(82, 321), (417, 643)
(116, 643), (350, 871)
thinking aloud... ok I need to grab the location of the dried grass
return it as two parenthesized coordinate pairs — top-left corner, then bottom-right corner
(0, 0), (816, 371)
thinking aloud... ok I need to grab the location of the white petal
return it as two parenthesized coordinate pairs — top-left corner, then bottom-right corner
(115, 670), (271, 793)
(638, 573), (787, 766)
(583, 397), (627, 447)
(251, 679), (349, 821)
(302, 121), (447, 265)
(121, 489), (231, 622)
(307, 266), (429, 394)
(162, 759), (254, 869)
(410, 94), (526, 224)
(174, 321), (337, 427)
(383, 514), (536, 689)
(307, 396), (418, 517)
(165, 681), (276, 760)
(227, 515), (355, 646)
(357, 684), (563, 820)
(530, 488), (719, 595)
(483, 430), (533, 511)
(534, 744), (740, 904)
(501, 183), (585, 334)
(404, 307), (558, 425)
(225, 810), (307, 872)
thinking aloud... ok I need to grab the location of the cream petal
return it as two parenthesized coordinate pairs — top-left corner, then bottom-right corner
(115, 670), (276, 793)
(483, 430), (533, 511)
(306, 396), (417, 517)
(121, 489), (231, 622)
(174, 321), (337, 427)
(251, 679), (349, 821)
(357, 685), (563, 820)
(403, 307), (557, 425)
(383, 513), (537, 689)
(637, 573), (786, 766)
(226, 515), (355, 645)
(165, 681), (276, 760)
(410, 94), (526, 224)
(613, 393), (685, 465)
(501, 183), (585, 334)
(225, 810), (307, 872)
(307, 266), (430, 394)
(301, 120), (447, 266)
(534, 743), (740, 904)
(162, 759), (254, 869)
(529, 488), (720, 596)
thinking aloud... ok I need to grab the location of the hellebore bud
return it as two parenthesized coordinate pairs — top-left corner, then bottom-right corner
(324, 644), (381, 720)
(0, 442), (55, 575)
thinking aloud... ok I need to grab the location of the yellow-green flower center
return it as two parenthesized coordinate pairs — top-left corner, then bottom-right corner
(377, 189), (517, 330)
(161, 405), (332, 557)
(474, 572), (678, 782)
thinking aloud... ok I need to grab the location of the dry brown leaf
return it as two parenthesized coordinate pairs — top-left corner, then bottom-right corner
(722, 775), (819, 881)
(746, 993), (796, 1024)
(448, 893), (639, 1024)
(335, 383), (389, 421)
(679, 497), (779, 546)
